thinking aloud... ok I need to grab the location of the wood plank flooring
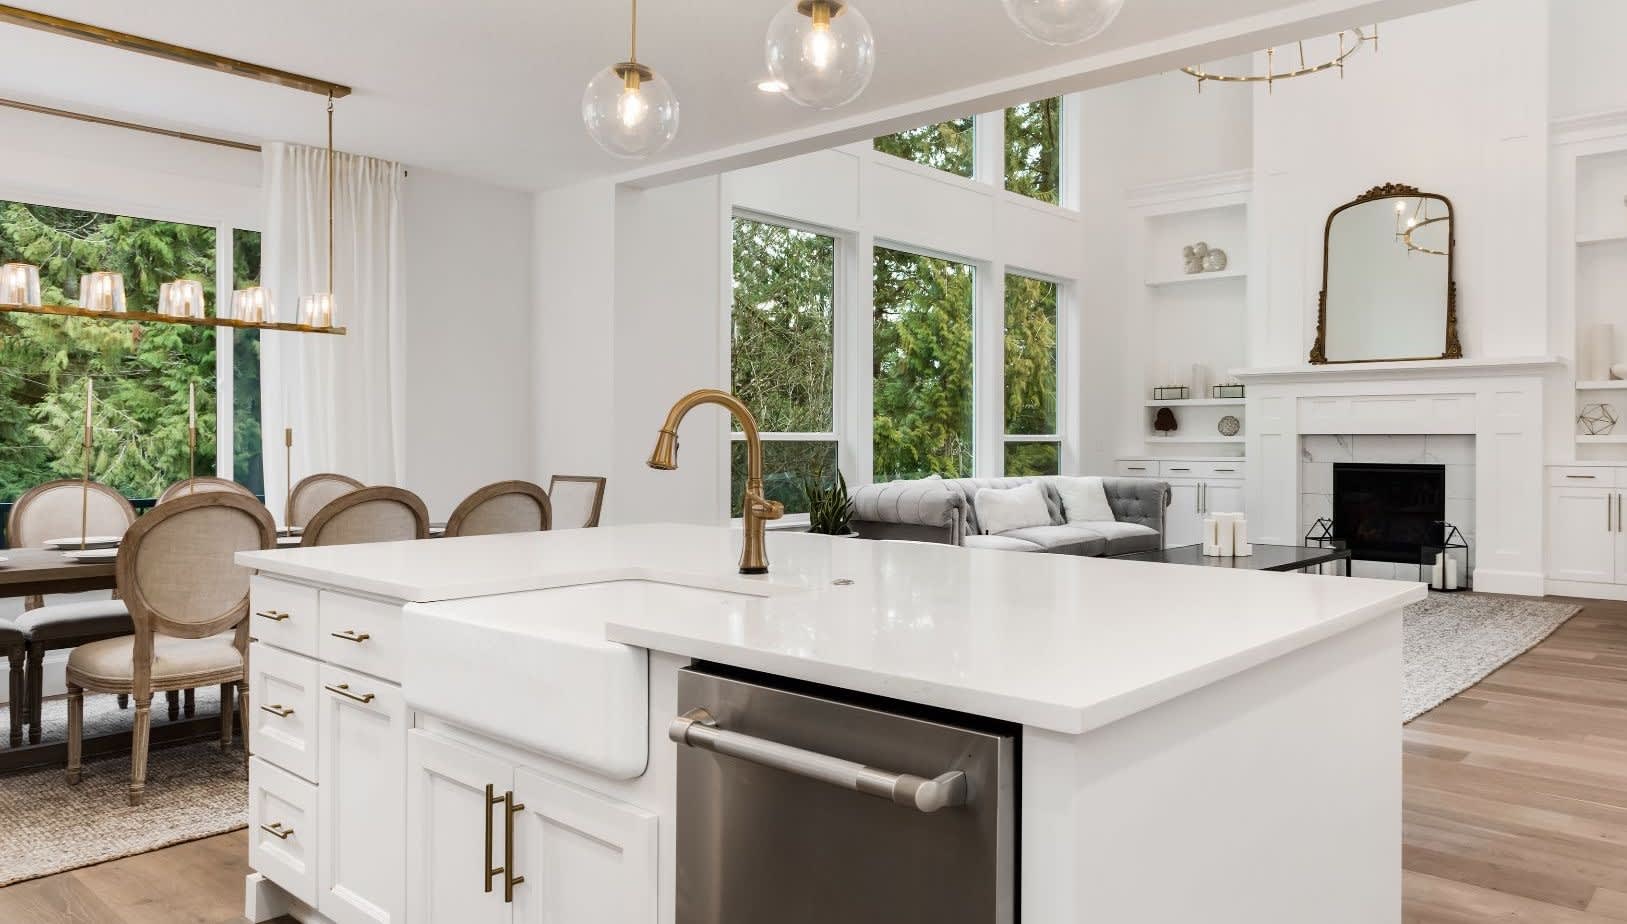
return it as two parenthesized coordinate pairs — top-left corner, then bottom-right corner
(0, 598), (1621, 922)
(1404, 598), (1627, 922)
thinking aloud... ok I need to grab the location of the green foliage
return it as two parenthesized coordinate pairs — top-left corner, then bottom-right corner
(1006, 98), (1062, 205)
(874, 117), (975, 178)
(1005, 442), (1060, 477)
(0, 202), (232, 502)
(731, 219), (834, 433)
(802, 468), (852, 536)
(873, 247), (974, 480)
(1005, 274), (1057, 436)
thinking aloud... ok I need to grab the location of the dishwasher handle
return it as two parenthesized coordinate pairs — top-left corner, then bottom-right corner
(669, 707), (967, 813)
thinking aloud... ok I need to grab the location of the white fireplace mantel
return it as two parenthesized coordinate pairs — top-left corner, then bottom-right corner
(1232, 356), (1565, 384)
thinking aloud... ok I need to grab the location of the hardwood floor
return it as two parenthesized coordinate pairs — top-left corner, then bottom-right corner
(1404, 597), (1627, 922)
(0, 598), (1620, 922)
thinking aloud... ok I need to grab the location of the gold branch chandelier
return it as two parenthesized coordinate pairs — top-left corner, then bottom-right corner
(1183, 27), (1378, 93)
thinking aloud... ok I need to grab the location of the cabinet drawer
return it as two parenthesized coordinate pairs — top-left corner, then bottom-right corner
(1115, 460), (1158, 477)
(250, 757), (319, 906)
(251, 576), (319, 658)
(1159, 460), (1245, 480)
(320, 592), (403, 683)
(249, 642), (320, 784)
(1549, 466), (1616, 488)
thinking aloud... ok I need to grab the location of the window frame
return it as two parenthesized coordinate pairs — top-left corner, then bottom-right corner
(1000, 268), (1066, 475)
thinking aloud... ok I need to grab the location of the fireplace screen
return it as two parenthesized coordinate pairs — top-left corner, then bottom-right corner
(1332, 463), (1446, 564)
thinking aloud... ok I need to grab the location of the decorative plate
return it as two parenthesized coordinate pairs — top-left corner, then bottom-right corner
(1217, 415), (1241, 437)
(43, 535), (122, 550)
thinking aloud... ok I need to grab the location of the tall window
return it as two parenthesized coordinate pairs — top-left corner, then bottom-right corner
(730, 217), (838, 516)
(1005, 97), (1062, 205)
(1003, 273), (1060, 475)
(873, 247), (975, 480)
(874, 118), (975, 178)
(232, 229), (264, 495)
(0, 201), (219, 505)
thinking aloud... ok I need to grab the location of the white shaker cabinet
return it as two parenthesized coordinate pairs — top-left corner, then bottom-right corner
(318, 665), (408, 924)
(1122, 459), (1247, 550)
(406, 730), (513, 924)
(511, 767), (659, 924)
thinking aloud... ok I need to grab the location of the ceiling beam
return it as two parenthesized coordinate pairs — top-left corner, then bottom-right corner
(0, 4), (351, 99)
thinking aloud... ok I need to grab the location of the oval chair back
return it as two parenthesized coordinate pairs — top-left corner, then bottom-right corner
(6, 479), (137, 548)
(286, 472), (365, 530)
(300, 486), (429, 547)
(547, 475), (607, 529)
(119, 492), (276, 644)
(444, 481), (552, 538)
(158, 476), (256, 506)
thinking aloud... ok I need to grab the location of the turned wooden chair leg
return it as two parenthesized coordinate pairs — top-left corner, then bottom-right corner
(65, 684), (83, 784)
(237, 679), (251, 760)
(8, 648), (24, 748)
(166, 689), (181, 721)
(183, 687), (196, 717)
(25, 643), (44, 744)
(117, 693), (129, 710)
(129, 694), (152, 806)
(219, 682), (234, 751)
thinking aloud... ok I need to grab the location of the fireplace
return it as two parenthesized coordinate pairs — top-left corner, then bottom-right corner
(1332, 463), (1445, 565)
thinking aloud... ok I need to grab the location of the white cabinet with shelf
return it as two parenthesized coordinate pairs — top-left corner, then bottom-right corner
(1121, 457), (1247, 549)
(1545, 465), (1627, 597)
(1556, 118), (1627, 455)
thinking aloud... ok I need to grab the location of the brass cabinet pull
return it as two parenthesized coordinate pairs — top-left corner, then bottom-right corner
(256, 610), (290, 622)
(323, 683), (375, 704)
(484, 784), (503, 894)
(259, 822), (294, 840)
(504, 791), (526, 902)
(330, 629), (370, 643)
(259, 703), (294, 718)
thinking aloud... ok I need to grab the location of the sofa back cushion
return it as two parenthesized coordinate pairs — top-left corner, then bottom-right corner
(973, 483), (1052, 535)
(942, 477), (1064, 535)
(1056, 476), (1117, 524)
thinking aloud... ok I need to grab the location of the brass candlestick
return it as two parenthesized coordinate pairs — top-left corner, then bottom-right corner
(80, 377), (93, 550)
(187, 381), (197, 491)
(284, 426), (294, 532)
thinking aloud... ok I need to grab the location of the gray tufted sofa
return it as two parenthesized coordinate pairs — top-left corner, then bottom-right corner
(849, 475), (1170, 556)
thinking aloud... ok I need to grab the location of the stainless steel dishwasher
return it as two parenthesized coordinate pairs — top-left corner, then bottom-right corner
(670, 665), (1016, 923)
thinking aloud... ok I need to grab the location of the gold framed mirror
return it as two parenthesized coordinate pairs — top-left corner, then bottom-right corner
(1310, 183), (1460, 364)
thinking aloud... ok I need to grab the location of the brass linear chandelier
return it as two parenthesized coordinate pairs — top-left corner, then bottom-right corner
(1183, 26), (1378, 93)
(0, 4), (349, 335)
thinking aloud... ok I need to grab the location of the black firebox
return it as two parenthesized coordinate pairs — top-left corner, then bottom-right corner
(1331, 462), (1446, 564)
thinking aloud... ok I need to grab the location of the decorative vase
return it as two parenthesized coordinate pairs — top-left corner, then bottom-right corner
(1586, 323), (1616, 381)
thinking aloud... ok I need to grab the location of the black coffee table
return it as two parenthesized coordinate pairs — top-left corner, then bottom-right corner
(1110, 543), (1351, 576)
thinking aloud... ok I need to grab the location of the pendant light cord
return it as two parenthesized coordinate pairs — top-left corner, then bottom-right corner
(629, 0), (638, 64)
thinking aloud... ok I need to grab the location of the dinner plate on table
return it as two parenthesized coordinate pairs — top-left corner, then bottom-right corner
(44, 536), (122, 550)
(0, 556), (9, 568)
(62, 548), (119, 563)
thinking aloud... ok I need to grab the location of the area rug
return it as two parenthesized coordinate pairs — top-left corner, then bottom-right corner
(0, 686), (247, 886)
(1403, 591), (1580, 723)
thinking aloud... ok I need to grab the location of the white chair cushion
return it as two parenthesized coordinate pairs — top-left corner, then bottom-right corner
(1056, 476), (1117, 525)
(68, 633), (241, 686)
(16, 600), (131, 643)
(973, 483), (1051, 535)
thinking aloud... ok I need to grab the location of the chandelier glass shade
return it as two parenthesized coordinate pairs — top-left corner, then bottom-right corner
(765, 0), (875, 110)
(79, 272), (126, 313)
(583, 62), (680, 158)
(1, 262), (40, 305)
(158, 279), (206, 318)
(1001, 0), (1124, 46)
(299, 292), (335, 327)
(232, 287), (275, 323)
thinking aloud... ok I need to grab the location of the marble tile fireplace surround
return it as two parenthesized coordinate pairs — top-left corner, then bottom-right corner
(1237, 359), (1554, 596)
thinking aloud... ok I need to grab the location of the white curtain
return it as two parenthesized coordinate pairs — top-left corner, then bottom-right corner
(259, 142), (406, 527)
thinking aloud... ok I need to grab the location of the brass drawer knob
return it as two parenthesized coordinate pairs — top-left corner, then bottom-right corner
(330, 629), (370, 644)
(259, 822), (294, 840)
(259, 703), (294, 718)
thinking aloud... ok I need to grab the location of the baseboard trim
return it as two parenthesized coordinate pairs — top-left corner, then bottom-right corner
(1544, 578), (1627, 601)
(1468, 569), (1545, 597)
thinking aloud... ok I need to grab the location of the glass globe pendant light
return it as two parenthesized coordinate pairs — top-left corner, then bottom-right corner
(1002, 0), (1125, 46)
(766, 1), (875, 110)
(583, 0), (679, 159)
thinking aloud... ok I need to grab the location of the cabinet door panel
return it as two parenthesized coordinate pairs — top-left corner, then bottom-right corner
(1547, 487), (1615, 583)
(406, 731), (514, 924)
(1204, 482), (1246, 517)
(1165, 482), (1201, 548)
(511, 768), (658, 924)
(318, 666), (407, 924)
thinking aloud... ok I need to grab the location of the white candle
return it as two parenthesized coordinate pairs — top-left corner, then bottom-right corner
(1431, 553), (1444, 590)
(1445, 556), (1459, 591)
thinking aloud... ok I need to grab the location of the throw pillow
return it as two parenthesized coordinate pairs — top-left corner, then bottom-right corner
(1057, 476), (1117, 524)
(975, 483), (1051, 535)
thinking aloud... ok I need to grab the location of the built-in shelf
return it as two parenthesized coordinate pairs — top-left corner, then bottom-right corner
(1576, 434), (1627, 444)
(1577, 231), (1627, 246)
(1143, 398), (1244, 408)
(1147, 435), (1245, 444)
(1144, 268), (1247, 288)
(1577, 380), (1627, 390)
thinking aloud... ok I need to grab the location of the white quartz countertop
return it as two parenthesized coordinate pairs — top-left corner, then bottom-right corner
(238, 525), (1423, 734)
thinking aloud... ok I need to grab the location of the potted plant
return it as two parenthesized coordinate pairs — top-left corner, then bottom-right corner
(802, 469), (856, 537)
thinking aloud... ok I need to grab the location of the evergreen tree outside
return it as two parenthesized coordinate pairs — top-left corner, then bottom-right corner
(1006, 98), (1062, 205)
(872, 246), (975, 480)
(874, 117), (975, 178)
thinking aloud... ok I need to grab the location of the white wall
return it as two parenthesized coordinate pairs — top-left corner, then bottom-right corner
(1550, 0), (1627, 120)
(400, 168), (535, 519)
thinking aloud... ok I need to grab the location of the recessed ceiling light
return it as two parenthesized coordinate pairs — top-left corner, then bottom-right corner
(757, 79), (788, 94)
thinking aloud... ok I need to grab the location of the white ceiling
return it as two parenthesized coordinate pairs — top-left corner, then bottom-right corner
(0, 0), (1458, 191)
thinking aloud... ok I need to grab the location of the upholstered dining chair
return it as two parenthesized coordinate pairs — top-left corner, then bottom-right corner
(285, 472), (364, 531)
(547, 475), (607, 529)
(158, 476), (255, 505)
(0, 620), (25, 748)
(300, 486), (429, 547)
(65, 491), (275, 805)
(7, 479), (139, 743)
(443, 481), (552, 538)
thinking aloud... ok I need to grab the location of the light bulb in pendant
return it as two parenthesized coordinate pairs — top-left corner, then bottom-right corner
(766, 0), (875, 110)
(584, 62), (679, 158)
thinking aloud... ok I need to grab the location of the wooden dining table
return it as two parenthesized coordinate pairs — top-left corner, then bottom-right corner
(0, 547), (118, 599)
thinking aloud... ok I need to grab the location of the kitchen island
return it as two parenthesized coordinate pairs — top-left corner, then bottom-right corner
(237, 524), (1422, 924)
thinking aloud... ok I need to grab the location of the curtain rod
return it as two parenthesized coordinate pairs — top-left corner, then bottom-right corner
(0, 5), (351, 98)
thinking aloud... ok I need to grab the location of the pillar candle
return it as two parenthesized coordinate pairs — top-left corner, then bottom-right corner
(1445, 556), (1459, 591)
(1431, 553), (1444, 590)
(1232, 516), (1253, 557)
(1202, 517), (1221, 556)
(1215, 513), (1236, 557)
